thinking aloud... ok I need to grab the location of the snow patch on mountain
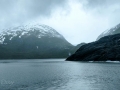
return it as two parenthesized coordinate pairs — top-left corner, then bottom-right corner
(0, 24), (64, 44)
(97, 23), (120, 40)
(106, 24), (120, 34)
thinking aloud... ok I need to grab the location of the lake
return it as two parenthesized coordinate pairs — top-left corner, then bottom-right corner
(0, 59), (120, 90)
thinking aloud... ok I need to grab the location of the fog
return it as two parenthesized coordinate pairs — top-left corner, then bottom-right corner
(0, 0), (120, 44)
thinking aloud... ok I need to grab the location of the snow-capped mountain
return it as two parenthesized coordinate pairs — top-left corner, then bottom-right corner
(0, 24), (74, 59)
(0, 24), (64, 44)
(97, 23), (120, 40)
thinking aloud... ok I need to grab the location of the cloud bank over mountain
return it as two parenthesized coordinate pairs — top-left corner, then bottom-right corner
(0, 0), (68, 29)
(1, 0), (120, 44)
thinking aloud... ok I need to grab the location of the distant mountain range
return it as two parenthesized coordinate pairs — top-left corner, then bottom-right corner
(0, 24), (80, 59)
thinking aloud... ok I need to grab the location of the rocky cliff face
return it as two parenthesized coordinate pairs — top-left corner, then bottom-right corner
(0, 24), (74, 59)
(66, 34), (120, 61)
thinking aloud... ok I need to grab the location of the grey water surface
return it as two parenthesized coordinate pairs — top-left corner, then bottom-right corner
(0, 59), (120, 90)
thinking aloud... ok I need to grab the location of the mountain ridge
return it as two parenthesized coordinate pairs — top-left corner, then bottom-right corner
(0, 24), (75, 59)
(97, 23), (120, 40)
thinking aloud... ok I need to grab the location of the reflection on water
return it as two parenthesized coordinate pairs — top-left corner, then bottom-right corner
(0, 59), (120, 90)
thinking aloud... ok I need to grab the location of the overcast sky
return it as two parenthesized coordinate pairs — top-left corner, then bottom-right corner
(0, 0), (120, 45)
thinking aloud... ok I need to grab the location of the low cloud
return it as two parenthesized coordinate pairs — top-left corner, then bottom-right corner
(0, 0), (68, 29)
(77, 0), (120, 8)
(1, 0), (120, 44)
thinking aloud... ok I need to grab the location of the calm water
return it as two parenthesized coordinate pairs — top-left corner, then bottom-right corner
(0, 59), (120, 90)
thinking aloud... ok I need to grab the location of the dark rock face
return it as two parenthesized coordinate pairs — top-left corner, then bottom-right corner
(70, 43), (86, 53)
(66, 34), (120, 61)
(0, 24), (74, 59)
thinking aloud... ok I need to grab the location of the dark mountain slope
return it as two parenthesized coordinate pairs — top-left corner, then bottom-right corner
(0, 24), (74, 59)
(66, 34), (120, 61)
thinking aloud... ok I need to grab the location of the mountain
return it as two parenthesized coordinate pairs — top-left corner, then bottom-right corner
(66, 34), (120, 61)
(97, 23), (120, 40)
(0, 24), (74, 59)
(71, 43), (86, 53)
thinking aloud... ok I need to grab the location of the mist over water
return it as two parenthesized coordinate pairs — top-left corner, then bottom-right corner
(0, 59), (120, 90)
